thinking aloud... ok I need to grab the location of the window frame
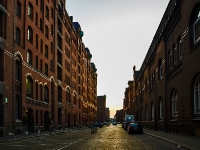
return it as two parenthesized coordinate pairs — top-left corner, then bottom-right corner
(172, 89), (178, 118)
(194, 74), (200, 115)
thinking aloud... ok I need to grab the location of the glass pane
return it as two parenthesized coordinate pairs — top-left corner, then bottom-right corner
(194, 19), (200, 41)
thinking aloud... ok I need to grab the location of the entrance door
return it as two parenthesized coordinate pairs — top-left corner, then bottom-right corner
(44, 111), (49, 131)
(26, 108), (34, 132)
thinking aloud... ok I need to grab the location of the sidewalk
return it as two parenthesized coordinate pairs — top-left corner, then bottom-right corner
(144, 128), (200, 150)
(0, 127), (89, 143)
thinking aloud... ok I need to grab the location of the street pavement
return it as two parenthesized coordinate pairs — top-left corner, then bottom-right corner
(0, 127), (199, 150)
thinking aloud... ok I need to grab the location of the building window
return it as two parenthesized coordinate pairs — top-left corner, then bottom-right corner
(45, 45), (48, 58)
(172, 44), (176, 66)
(17, 1), (21, 18)
(16, 60), (21, 82)
(36, 82), (38, 100)
(40, 59), (42, 72)
(194, 74), (200, 115)
(168, 50), (172, 70)
(158, 59), (163, 81)
(145, 105), (148, 121)
(159, 97), (163, 120)
(40, 18), (42, 31)
(67, 88), (71, 103)
(45, 63), (48, 76)
(40, 84), (43, 101)
(27, 26), (33, 42)
(151, 101), (154, 120)
(28, 2), (33, 20)
(177, 37), (182, 61)
(45, 25), (49, 39)
(73, 92), (77, 106)
(40, 39), (43, 53)
(36, 34), (38, 49)
(27, 50), (32, 65)
(26, 76), (33, 98)
(172, 89), (178, 118)
(58, 86), (62, 103)
(46, 6), (49, 20)
(16, 95), (22, 120)
(44, 86), (49, 103)
(36, 12), (38, 26)
(193, 7), (200, 44)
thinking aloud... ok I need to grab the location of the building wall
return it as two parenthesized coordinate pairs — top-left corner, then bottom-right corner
(132, 0), (200, 138)
(0, 0), (97, 136)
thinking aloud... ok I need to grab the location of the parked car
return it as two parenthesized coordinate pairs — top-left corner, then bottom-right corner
(112, 121), (117, 125)
(127, 123), (143, 134)
(93, 122), (103, 128)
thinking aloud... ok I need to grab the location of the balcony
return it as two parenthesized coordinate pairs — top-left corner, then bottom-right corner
(0, 81), (4, 95)
(0, 4), (7, 14)
(0, 37), (5, 49)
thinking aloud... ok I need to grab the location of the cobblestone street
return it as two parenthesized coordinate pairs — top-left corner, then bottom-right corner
(0, 125), (188, 150)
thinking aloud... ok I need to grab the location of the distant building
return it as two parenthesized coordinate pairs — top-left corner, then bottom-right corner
(105, 108), (110, 121)
(97, 95), (106, 122)
(115, 109), (124, 123)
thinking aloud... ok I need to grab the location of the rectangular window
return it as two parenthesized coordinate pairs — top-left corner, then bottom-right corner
(45, 45), (48, 58)
(40, 18), (43, 31)
(45, 64), (48, 76)
(40, 39), (43, 53)
(28, 26), (33, 42)
(16, 27), (20, 44)
(36, 13), (38, 26)
(36, 34), (38, 49)
(28, 3), (33, 20)
(17, 1), (21, 18)
(45, 25), (49, 39)
(36, 56), (38, 69)
(46, 6), (49, 20)
(40, 59), (42, 72)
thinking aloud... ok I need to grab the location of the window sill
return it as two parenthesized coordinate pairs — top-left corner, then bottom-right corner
(170, 119), (178, 122)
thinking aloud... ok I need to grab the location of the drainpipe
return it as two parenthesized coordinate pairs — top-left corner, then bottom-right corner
(12, 0), (16, 133)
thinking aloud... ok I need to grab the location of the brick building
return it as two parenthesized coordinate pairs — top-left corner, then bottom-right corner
(105, 107), (110, 122)
(0, 0), (97, 136)
(131, 0), (200, 138)
(97, 95), (106, 123)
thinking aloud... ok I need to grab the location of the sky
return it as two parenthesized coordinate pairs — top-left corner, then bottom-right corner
(66, 0), (169, 118)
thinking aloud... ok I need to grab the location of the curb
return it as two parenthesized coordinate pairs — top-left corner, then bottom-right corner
(144, 132), (197, 150)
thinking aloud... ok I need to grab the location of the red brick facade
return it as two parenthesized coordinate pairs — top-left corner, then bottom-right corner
(0, 0), (97, 136)
(130, 0), (200, 138)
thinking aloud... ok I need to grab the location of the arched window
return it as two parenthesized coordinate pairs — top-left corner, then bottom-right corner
(172, 89), (178, 118)
(194, 74), (200, 114)
(66, 87), (71, 103)
(158, 59), (163, 81)
(16, 59), (21, 82)
(159, 97), (163, 120)
(151, 101), (154, 120)
(44, 85), (49, 103)
(192, 5), (200, 44)
(26, 76), (33, 98)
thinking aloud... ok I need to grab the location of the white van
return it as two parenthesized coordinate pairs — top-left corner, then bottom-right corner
(124, 115), (135, 130)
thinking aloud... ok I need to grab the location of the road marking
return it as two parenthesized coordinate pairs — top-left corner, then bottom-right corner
(57, 135), (89, 150)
